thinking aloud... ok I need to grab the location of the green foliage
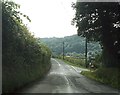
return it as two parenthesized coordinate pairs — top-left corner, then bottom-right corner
(81, 68), (120, 89)
(87, 52), (102, 68)
(94, 53), (102, 63)
(2, 1), (51, 93)
(72, 2), (120, 67)
(60, 56), (85, 68)
(93, 53), (102, 68)
(40, 35), (101, 56)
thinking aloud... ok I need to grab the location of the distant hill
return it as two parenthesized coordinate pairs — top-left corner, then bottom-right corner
(37, 35), (101, 56)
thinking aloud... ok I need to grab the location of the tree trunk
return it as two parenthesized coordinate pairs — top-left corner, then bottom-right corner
(102, 46), (119, 68)
(99, 11), (119, 68)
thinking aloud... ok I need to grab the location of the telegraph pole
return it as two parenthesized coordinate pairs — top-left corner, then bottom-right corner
(63, 42), (64, 60)
(85, 37), (88, 68)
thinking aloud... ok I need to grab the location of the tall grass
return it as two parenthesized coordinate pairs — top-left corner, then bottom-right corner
(81, 68), (120, 89)
(59, 56), (85, 68)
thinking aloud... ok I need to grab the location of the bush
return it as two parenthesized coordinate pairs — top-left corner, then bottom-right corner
(2, 1), (51, 93)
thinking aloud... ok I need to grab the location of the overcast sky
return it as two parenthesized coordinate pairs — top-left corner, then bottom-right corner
(12, 0), (77, 38)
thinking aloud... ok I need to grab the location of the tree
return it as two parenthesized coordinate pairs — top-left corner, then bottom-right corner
(72, 2), (120, 67)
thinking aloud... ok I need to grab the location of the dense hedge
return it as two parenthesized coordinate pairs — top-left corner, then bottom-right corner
(2, 1), (51, 93)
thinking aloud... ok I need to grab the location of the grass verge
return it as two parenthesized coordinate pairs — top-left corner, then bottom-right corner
(64, 59), (80, 66)
(58, 56), (86, 68)
(81, 68), (120, 89)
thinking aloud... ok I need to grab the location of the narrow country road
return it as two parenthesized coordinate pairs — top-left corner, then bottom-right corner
(17, 58), (119, 94)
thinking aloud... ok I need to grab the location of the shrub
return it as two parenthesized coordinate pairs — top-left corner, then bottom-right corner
(2, 1), (51, 93)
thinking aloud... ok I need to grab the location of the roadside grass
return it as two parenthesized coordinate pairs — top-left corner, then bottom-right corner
(81, 68), (120, 89)
(59, 57), (86, 69)
(61, 59), (85, 68)
(57, 57), (120, 89)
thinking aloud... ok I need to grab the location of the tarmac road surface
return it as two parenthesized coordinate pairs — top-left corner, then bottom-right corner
(17, 58), (119, 94)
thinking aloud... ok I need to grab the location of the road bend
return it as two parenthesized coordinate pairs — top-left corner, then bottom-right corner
(17, 58), (119, 94)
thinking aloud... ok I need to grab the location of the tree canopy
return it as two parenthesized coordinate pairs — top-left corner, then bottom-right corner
(72, 2), (120, 67)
